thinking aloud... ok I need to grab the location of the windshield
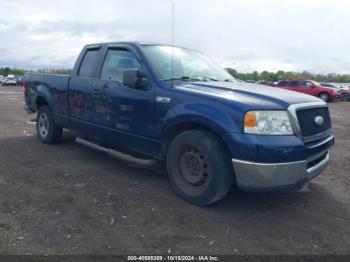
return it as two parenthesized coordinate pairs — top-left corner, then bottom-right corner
(310, 80), (322, 86)
(142, 45), (235, 82)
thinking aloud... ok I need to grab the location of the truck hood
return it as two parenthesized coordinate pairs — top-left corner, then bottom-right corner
(175, 81), (322, 109)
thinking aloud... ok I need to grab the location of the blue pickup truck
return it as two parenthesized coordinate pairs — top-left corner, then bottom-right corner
(23, 42), (334, 205)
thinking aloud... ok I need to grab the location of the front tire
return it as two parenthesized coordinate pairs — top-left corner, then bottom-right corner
(36, 106), (62, 144)
(166, 130), (233, 206)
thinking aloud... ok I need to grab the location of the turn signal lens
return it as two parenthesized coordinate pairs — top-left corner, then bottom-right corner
(22, 80), (26, 97)
(244, 112), (257, 128)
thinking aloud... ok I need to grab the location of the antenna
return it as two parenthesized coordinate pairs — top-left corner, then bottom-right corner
(171, 2), (175, 86)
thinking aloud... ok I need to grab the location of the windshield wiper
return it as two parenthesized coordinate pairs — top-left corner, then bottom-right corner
(162, 76), (218, 82)
(201, 76), (218, 82)
(162, 76), (192, 81)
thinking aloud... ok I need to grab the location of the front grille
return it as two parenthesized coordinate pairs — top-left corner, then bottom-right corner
(296, 107), (331, 138)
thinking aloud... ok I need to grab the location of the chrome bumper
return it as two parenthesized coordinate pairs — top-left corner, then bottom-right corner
(232, 150), (329, 191)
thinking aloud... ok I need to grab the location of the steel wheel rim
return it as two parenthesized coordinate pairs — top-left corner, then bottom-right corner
(38, 112), (49, 138)
(174, 145), (209, 193)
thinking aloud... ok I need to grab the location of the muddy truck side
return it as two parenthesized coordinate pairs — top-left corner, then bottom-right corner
(23, 42), (334, 205)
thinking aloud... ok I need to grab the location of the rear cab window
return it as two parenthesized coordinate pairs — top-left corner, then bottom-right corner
(79, 49), (99, 78)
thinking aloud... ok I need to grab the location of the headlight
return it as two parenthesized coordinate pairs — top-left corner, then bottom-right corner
(244, 110), (294, 135)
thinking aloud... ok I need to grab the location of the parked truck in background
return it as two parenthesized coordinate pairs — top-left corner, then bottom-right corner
(23, 42), (334, 205)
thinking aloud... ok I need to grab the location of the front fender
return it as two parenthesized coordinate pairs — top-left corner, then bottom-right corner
(162, 102), (241, 138)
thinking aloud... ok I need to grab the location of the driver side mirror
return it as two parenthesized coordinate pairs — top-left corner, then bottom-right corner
(123, 69), (149, 89)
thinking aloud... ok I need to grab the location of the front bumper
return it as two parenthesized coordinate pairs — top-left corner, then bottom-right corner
(232, 150), (329, 191)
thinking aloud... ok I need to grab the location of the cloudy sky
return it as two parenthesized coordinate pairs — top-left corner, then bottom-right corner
(0, 0), (349, 74)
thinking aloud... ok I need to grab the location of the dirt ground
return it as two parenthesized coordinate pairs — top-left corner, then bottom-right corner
(0, 85), (349, 255)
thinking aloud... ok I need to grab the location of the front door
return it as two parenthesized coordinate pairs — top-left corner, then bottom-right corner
(298, 81), (315, 96)
(92, 47), (157, 155)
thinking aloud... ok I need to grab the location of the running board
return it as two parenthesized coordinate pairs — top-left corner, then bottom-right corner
(76, 137), (157, 167)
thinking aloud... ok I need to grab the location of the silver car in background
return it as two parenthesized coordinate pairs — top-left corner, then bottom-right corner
(4, 75), (17, 86)
(0, 75), (4, 86)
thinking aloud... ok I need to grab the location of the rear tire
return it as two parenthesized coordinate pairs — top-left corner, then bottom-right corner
(318, 92), (330, 102)
(166, 130), (233, 206)
(36, 106), (62, 144)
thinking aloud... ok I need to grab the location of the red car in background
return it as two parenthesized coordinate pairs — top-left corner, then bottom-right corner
(276, 80), (340, 102)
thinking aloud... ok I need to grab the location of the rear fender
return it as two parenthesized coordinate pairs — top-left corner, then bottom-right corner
(34, 85), (53, 110)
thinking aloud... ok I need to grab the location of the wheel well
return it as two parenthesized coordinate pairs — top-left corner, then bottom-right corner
(36, 96), (48, 109)
(161, 122), (230, 158)
(319, 92), (329, 96)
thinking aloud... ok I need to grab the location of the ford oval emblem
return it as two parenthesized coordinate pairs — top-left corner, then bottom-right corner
(314, 116), (324, 126)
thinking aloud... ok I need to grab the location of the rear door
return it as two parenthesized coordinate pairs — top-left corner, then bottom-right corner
(92, 45), (156, 154)
(276, 80), (289, 89)
(68, 46), (101, 135)
(287, 80), (300, 92)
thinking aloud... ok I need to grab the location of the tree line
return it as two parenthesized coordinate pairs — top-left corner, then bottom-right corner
(1, 66), (349, 83)
(0, 67), (72, 76)
(0, 67), (26, 76)
(225, 68), (350, 83)
(36, 69), (73, 75)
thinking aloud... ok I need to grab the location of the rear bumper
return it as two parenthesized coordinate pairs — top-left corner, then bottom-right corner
(232, 150), (329, 191)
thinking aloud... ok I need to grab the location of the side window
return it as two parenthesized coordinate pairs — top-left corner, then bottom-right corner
(306, 81), (313, 87)
(277, 81), (287, 87)
(289, 81), (299, 87)
(79, 49), (99, 78)
(101, 49), (140, 82)
(299, 81), (311, 88)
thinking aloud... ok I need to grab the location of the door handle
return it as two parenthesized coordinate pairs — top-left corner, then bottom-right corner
(92, 87), (100, 96)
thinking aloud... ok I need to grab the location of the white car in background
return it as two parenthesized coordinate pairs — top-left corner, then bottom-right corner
(331, 83), (350, 90)
(4, 75), (17, 86)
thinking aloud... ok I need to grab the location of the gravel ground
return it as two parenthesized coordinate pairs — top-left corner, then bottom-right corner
(0, 85), (349, 255)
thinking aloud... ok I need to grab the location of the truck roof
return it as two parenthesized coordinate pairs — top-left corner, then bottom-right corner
(85, 41), (195, 51)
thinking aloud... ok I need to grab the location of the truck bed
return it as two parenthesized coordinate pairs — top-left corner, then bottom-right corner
(24, 72), (70, 127)
(24, 73), (70, 112)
